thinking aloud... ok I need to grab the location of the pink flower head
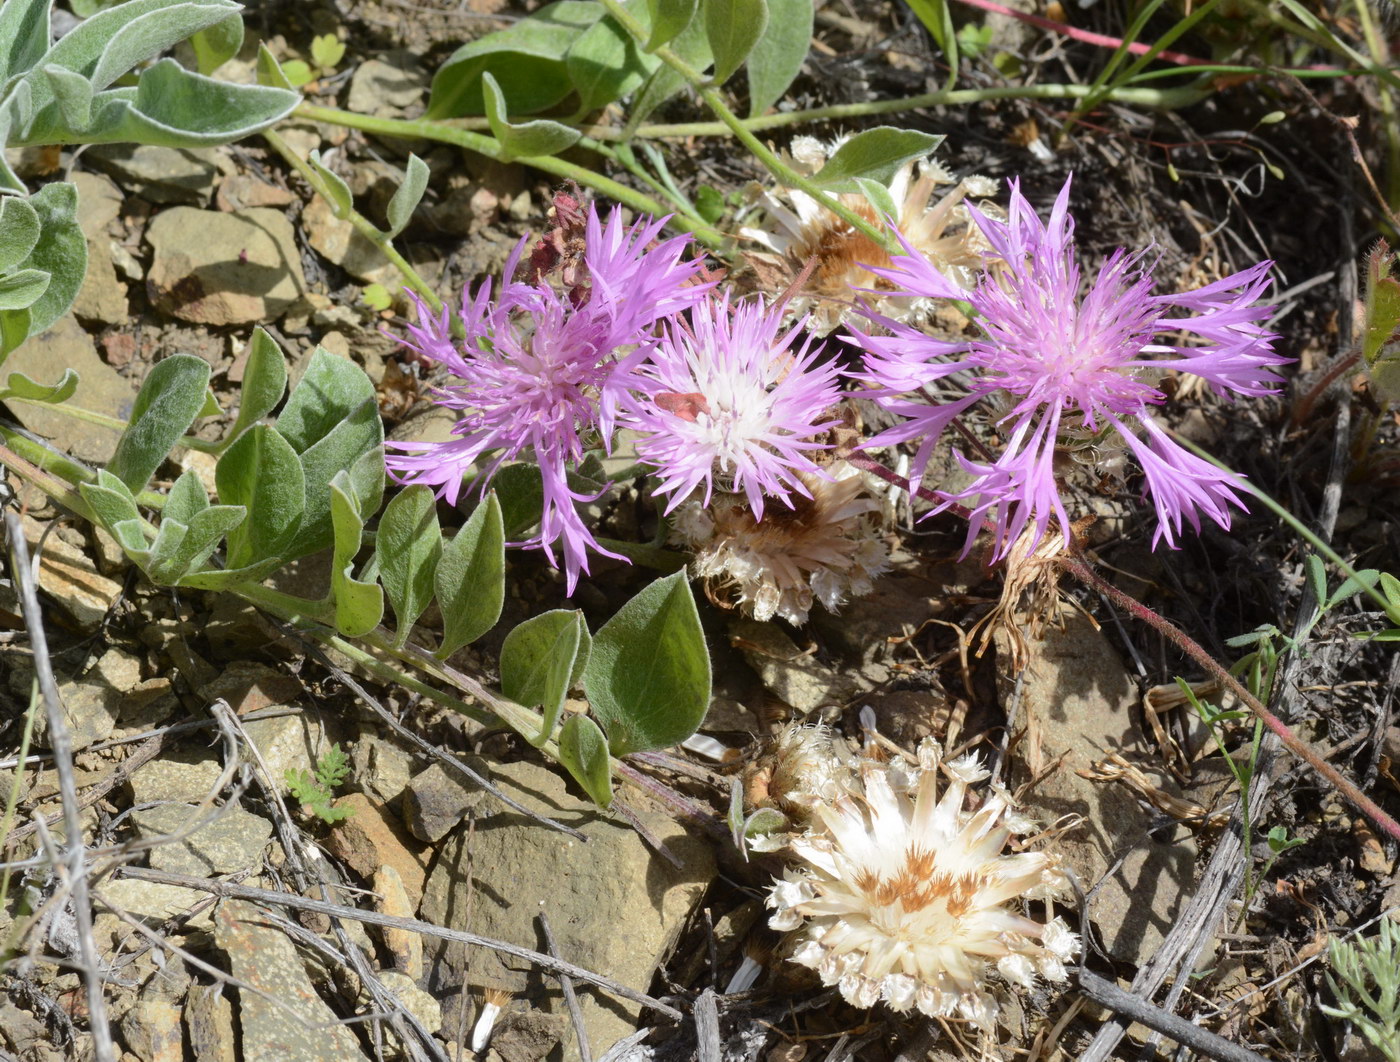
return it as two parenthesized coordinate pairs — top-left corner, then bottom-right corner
(385, 205), (710, 594)
(853, 175), (1287, 558)
(625, 295), (842, 519)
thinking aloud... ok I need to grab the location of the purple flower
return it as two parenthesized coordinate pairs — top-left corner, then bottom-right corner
(385, 205), (710, 594)
(625, 295), (842, 519)
(852, 175), (1287, 558)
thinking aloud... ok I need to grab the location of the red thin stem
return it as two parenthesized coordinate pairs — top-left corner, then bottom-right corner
(951, 0), (1211, 66)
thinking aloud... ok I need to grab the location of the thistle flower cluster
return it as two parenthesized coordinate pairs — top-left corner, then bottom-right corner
(854, 175), (1288, 560)
(759, 726), (1078, 1024)
(386, 205), (843, 594)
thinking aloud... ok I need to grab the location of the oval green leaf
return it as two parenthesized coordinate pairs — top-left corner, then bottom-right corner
(435, 492), (506, 657)
(107, 353), (211, 492)
(501, 609), (592, 747)
(557, 714), (613, 807)
(704, 0), (768, 86)
(379, 484), (442, 648)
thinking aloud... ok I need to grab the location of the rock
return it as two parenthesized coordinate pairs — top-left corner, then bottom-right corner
(129, 753), (225, 805)
(302, 195), (398, 285)
(731, 619), (864, 713)
(373, 865), (422, 979)
(185, 983), (237, 1062)
(362, 970), (439, 1036)
(86, 144), (219, 206)
(3, 314), (136, 463)
(96, 880), (208, 926)
(22, 515), (122, 631)
(214, 900), (370, 1062)
(240, 713), (325, 784)
(402, 759), (488, 842)
(325, 792), (428, 906)
(34, 647), (139, 751)
(130, 804), (273, 876)
(73, 239), (130, 325)
(346, 53), (427, 116)
(350, 731), (417, 805)
(118, 678), (180, 729)
(119, 998), (183, 1062)
(72, 170), (124, 233)
(1002, 612), (1197, 968)
(146, 207), (306, 326)
(198, 662), (303, 717)
(216, 174), (295, 213)
(420, 760), (716, 1061)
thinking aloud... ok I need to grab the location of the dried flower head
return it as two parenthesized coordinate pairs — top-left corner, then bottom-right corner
(742, 136), (997, 335)
(854, 175), (1288, 560)
(766, 739), (1078, 1025)
(386, 204), (709, 593)
(672, 462), (890, 625)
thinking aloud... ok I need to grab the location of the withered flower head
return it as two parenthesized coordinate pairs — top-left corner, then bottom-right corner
(673, 461), (890, 625)
(741, 136), (997, 335)
(765, 738), (1078, 1026)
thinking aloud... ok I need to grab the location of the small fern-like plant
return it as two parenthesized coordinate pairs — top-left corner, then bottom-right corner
(1321, 918), (1400, 1061)
(285, 744), (353, 825)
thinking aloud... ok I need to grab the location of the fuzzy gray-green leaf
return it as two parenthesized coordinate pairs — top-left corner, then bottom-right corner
(704, 0), (767, 86)
(379, 484), (442, 648)
(557, 714), (612, 807)
(745, 0), (811, 116)
(384, 154), (429, 239)
(223, 326), (288, 449)
(435, 492), (506, 657)
(107, 353), (210, 492)
(501, 609), (591, 747)
(216, 423), (305, 568)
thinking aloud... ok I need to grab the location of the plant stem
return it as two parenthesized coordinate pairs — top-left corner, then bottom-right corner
(6, 398), (222, 454)
(262, 128), (443, 311)
(293, 104), (725, 248)
(1062, 553), (1400, 845)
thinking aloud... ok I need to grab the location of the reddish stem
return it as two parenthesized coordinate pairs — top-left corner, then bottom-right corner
(951, 0), (1212, 66)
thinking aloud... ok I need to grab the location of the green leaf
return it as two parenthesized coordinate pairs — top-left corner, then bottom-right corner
(435, 492), (506, 657)
(624, 15), (711, 130)
(223, 326), (288, 449)
(1328, 568), (1381, 610)
(557, 714), (613, 807)
(12, 182), (85, 334)
(902, 0), (958, 88)
(704, 0), (768, 86)
(385, 154), (429, 239)
(281, 399), (384, 562)
(0, 309), (30, 361)
(566, 0), (660, 114)
(493, 461), (545, 539)
(44, 64), (95, 131)
(0, 269), (49, 312)
(0, 0), (51, 87)
(3, 368), (78, 404)
(174, 557), (281, 590)
(745, 0), (811, 117)
(79, 470), (143, 539)
(107, 353), (211, 492)
(501, 609), (592, 746)
(255, 41), (296, 91)
(427, 0), (603, 119)
(1304, 553), (1327, 610)
(164, 468), (210, 526)
(1362, 243), (1400, 366)
(328, 471), (384, 637)
(808, 127), (943, 194)
(310, 34), (346, 70)
(645, 0), (697, 50)
(147, 504), (245, 583)
(216, 424), (306, 568)
(0, 195), (42, 273)
(188, 13), (244, 75)
(379, 485), (442, 648)
(278, 348), (377, 454)
(308, 150), (354, 218)
(854, 176), (899, 220)
(582, 572), (710, 755)
(480, 73), (582, 162)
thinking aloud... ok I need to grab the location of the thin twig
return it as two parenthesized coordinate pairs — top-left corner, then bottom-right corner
(4, 512), (115, 1062)
(114, 866), (683, 1020)
(539, 912), (592, 1062)
(1075, 969), (1269, 1062)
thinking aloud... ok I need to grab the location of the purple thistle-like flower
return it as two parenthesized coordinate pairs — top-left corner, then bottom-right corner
(385, 205), (710, 593)
(853, 175), (1287, 558)
(625, 295), (843, 520)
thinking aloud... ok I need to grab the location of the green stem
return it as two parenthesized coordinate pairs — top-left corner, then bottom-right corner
(293, 104), (725, 249)
(262, 128), (444, 311)
(6, 398), (221, 455)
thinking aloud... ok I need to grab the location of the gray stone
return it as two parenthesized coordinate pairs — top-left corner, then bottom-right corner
(22, 514), (122, 631)
(350, 731), (417, 805)
(402, 759), (488, 842)
(364, 970), (440, 1036)
(96, 880), (209, 926)
(346, 53), (427, 116)
(214, 900), (370, 1062)
(86, 144), (219, 206)
(129, 754), (225, 805)
(119, 998), (183, 1062)
(731, 618), (865, 712)
(146, 207), (306, 326)
(130, 803), (273, 876)
(3, 314), (135, 463)
(71, 170), (124, 233)
(1002, 612), (1197, 968)
(420, 760), (715, 1061)
(373, 865), (421, 979)
(35, 647), (139, 751)
(72, 238), (129, 325)
(185, 983), (237, 1062)
(241, 714), (325, 784)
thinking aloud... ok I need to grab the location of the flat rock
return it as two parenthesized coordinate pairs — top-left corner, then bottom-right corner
(402, 759), (488, 842)
(216, 173), (295, 212)
(373, 865), (422, 978)
(3, 314), (135, 463)
(214, 900), (370, 1062)
(146, 207), (306, 326)
(185, 983), (237, 1062)
(87, 144), (219, 206)
(198, 662), (304, 716)
(72, 238), (129, 325)
(1003, 612), (1197, 968)
(731, 618), (865, 712)
(22, 515), (122, 631)
(420, 760), (716, 1061)
(240, 713), (324, 784)
(119, 998), (183, 1062)
(302, 194), (398, 285)
(35, 647), (139, 751)
(129, 753), (225, 805)
(325, 792), (428, 906)
(130, 803), (273, 876)
(346, 53), (427, 116)
(71, 170), (124, 233)
(350, 731), (417, 805)
(97, 880), (208, 926)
